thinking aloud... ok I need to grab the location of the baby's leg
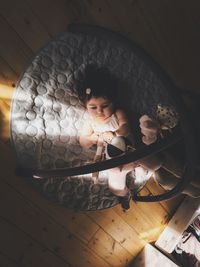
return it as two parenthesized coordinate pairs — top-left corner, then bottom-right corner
(108, 167), (131, 197)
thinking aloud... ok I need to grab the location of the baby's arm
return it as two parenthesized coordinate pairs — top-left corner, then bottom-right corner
(101, 110), (132, 143)
(115, 110), (135, 144)
(79, 122), (98, 149)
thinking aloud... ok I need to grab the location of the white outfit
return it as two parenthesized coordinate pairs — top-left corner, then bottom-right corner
(89, 113), (133, 196)
(89, 114), (119, 133)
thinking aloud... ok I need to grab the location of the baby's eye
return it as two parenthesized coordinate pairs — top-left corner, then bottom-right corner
(90, 107), (97, 110)
(102, 105), (109, 108)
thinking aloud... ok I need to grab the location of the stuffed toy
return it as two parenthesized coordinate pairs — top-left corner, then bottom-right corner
(140, 104), (179, 145)
(106, 136), (133, 158)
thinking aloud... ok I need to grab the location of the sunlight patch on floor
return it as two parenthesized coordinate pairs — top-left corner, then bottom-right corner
(0, 84), (14, 100)
(0, 84), (15, 140)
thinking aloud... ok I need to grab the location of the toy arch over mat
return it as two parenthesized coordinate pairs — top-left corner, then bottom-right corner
(11, 24), (196, 211)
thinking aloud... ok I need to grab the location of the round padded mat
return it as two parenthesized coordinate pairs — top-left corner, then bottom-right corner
(11, 24), (176, 210)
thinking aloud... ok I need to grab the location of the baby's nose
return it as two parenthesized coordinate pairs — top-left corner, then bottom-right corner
(97, 107), (103, 113)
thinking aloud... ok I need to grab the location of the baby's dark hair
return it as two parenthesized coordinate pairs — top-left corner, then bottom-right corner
(78, 64), (120, 105)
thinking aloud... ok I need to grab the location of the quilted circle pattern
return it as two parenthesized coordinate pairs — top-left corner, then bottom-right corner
(11, 25), (176, 210)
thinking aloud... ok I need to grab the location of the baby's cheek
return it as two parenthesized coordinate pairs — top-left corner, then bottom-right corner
(88, 110), (96, 117)
(105, 108), (113, 116)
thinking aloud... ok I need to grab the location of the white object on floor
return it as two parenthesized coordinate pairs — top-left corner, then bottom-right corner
(131, 243), (178, 267)
(156, 196), (200, 253)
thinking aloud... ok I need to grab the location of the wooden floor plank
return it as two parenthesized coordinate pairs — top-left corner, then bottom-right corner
(0, 56), (18, 87)
(43, 206), (100, 245)
(0, 0), (50, 53)
(87, 208), (146, 257)
(0, 173), (111, 267)
(0, 217), (70, 267)
(0, 58), (16, 141)
(0, 139), (100, 245)
(66, 0), (95, 25)
(138, 0), (200, 92)
(113, 200), (165, 243)
(0, 139), (111, 267)
(106, 0), (165, 65)
(137, 187), (170, 226)
(0, 15), (33, 76)
(80, 0), (121, 31)
(2, 1), (199, 265)
(0, 252), (20, 267)
(88, 228), (134, 267)
(26, 0), (74, 37)
(0, 99), (12, 140)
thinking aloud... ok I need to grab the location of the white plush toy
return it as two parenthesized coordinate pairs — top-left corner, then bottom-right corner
(106, 136), (130, 158)
(140, 104), (179, 145)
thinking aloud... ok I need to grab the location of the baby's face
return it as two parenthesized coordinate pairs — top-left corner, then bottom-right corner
(86, 96), (114, 123)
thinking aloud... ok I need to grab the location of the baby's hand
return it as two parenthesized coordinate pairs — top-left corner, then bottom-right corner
(139, 115), (158, 145)
(102, 131), (115, 143)
(91, 133), (99, 145)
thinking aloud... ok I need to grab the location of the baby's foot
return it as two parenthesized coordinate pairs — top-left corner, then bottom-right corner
(119, 194), (131, 211)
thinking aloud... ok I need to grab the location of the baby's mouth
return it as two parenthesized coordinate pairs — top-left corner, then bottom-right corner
(96, 114), (105, 118)
(95, 115), (106, 122)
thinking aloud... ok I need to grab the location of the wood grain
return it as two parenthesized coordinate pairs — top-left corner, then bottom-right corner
(1, 0), (199, 265)
(0, 15), (33, 76)
(0, 217), (70, 267)
(0, 0), (50, 52)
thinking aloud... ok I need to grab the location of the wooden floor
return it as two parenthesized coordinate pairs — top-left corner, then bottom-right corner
(1, 0), (200, 266)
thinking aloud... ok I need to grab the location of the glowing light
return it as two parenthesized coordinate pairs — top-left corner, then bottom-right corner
(0, 84), (14, 100)
(0, 83), (15, 139)
(139, 226), (165, 241)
